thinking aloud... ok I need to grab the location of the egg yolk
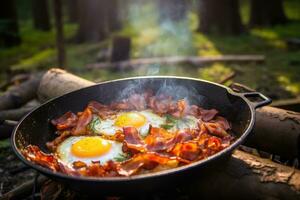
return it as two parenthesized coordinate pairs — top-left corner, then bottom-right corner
(71, 137), (111, 158)
(114, 112), (146, 128)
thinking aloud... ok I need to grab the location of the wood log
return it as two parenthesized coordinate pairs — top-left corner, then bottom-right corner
(1, 175), (48, 200)
(37, 68), (94, 102)
(3, 150), (299, 199)
(246, 106), (300, 159)
(0, 74), (42, 111)
(37, 69), (300, 159)
(187, 150), (300, 200)
(0, 107), (35, 121)
(272, 98), (300, 112)
(86, 55), (265, 70)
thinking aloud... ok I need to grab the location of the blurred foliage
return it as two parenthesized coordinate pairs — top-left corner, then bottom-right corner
(0, 23), (77, 70)
(0, 0), (299, 100)
(198, 63), (234, 83)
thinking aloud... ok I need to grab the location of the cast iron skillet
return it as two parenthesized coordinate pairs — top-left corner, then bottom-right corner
(11, 76), (271, 195)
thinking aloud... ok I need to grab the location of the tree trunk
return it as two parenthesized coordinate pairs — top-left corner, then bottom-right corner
(250, 0), (287, 27)
(110, 36), (131, 62)
(0, 0), (21, 47)
(158, 0), (188, 21)
(67, 0), (78, 23)
(53, 0), (66, 68)
(32, 0), (51, 31)
(106, 0), (122, 31)
(77, 0), (108, 42)
(197, 0), (244, 35)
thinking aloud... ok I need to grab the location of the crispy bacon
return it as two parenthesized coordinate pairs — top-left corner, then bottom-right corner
(123, 127), (146, 153)
(200, 108), (218, 121)
(213, 116), (231, 130)
(172, 141), (201, 161)
(204, 122), (229, 138)
(88, 101), (116, 119)
(51, 111), (78, 130)
(117, 152), (178, 176)
(148, 95), (174, 115)
(46, 131), (71, 151)
(23, 91), (235, 178)
(72, 108), (93, 135)
(128, 94), (147, 110)
(169, 99), (187, 118)
(22, 145), (60, 171)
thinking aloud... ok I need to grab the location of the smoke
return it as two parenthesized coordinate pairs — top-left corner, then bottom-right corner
(114, 78), (206, 107)
(127, 0), (195, 76)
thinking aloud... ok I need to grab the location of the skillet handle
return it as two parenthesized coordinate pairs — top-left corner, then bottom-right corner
(0, 119), (18, 139)
(239, 92), (272, 109)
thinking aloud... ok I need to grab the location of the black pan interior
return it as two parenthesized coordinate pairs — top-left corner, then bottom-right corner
(14, 77), (251, 159)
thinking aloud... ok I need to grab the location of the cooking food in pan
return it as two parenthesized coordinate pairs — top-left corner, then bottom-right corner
(22, 90), (235, 177)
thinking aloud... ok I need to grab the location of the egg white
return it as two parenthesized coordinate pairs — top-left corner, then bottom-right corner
(56, 136), (123, 166)
(93, 110), (166, 137)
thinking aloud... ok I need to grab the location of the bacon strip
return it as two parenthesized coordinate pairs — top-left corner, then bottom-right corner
(123, 127), (146, 153)
(72, 108), (93, 135)
(88, 101), (116, 119)
(22, 145), (60, 171)
(51, 111), (78, 131)
(117, 152), (178, 176)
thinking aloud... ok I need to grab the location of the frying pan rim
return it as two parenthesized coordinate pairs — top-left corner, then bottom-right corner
(11, 76), (256, 182)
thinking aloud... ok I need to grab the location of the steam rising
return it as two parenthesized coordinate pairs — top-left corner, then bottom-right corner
(115, 78), (206, 106)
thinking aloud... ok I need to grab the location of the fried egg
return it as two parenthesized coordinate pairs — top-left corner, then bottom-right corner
(93, 110), (166, 137)
(56, 136), (123, 166)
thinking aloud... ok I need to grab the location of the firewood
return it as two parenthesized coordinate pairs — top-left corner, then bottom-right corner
(0, 73), (42, 111)
(37, 69), (300, 159)
(37, 68), (94, 102)
(1, 175), (47, 200)
(0, 107), (36, 121)
(188, 150), (300, 200)
(87, 55), (265, 70)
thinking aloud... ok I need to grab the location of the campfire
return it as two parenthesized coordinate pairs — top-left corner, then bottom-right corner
(0, 68), (300, 199)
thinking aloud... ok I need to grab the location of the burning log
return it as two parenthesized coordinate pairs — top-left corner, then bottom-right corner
(0, 74), (42, 111)
(37, 68), (300, 159)
(87, 55), (265, 70)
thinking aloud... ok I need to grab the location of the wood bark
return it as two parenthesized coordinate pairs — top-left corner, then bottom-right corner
(77, 0), (108, 42)
(106, 0), (122, 31)
(32, 0), (51, 31)
(67, 0), (78, 23)
(245, 106), (300, 159)
(187, 150), (300, 200)
(37, 68), (94, 102)
(53, 0), (66, 68)
(250, 0), (287, 27)
(36, 69), (300, 159)
(197, 0), (244, 35)
(0, 74), (42, 111)
(87, 55), (265, 70)
(0, 0), (21, 47)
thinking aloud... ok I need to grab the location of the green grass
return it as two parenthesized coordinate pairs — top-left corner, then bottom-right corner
(0, 22), (77, 70)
